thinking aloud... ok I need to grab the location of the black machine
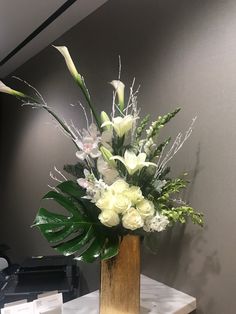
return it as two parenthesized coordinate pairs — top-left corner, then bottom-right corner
(0, 255), (80, 307)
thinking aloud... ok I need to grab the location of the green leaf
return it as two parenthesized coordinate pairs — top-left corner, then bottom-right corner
(77, 236), (105, 263)
(43, 225), (76, 243)
(101, 236), (120, 260)
(33, 181), (121, 262)
(149, 137), (171, 161)
(53, 226), (95, 255)
(162, 206), (204, 227)
(43, 191), (81, 217)
(33, 208), (68, 227)
(57, 180), (84, 200)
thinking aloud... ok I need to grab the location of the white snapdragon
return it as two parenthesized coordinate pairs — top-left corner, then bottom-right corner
(97, 156), (119, 185)
(122, 208), (144, 230)
(146, 119), (163, 137)
(111, 150), (157, 175)
(143, 213), (169, 232)
(143, 138), (156, 155)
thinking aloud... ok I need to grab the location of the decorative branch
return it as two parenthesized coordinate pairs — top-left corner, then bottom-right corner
(155, 117), (197, 177)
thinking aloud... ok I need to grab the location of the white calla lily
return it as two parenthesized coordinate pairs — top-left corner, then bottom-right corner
(53, 45), (101, 128)
(53, 46), (81, 82)
(110, 80), (125, 111)
(111, 150), (157, 175)
(0, 81), (25, 97)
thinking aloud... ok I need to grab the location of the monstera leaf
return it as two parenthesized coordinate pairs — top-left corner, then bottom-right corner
(33, 180), (120, 262)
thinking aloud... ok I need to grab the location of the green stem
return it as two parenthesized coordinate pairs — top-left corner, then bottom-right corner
(77, 78), (101, 130)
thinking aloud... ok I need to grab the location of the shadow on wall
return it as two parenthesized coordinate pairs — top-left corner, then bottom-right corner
(141, 143), (221, 313)
(142, 227), (221, 313)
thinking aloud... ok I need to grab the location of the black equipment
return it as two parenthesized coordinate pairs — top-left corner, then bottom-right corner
(0, 255), (80, 308)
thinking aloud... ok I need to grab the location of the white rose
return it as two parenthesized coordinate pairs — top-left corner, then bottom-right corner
(136, 199), (155, 219)
(113, 194), (131, 214)
(124, 186), (144, 205)
(122, 208), (144, 230)
(96, 191), (114, 211)
(99, 210), (120, 227)
(110, 179), (129, 194)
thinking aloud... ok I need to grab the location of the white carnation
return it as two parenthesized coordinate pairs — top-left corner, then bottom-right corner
(143, 213), (169, 232)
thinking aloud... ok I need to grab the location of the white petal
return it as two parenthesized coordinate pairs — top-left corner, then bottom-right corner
(89, 123), (99, 137)
(53, 45), (78, 80)
(137, 153), (147, 163)
(110, 155), (126, 165)
(143, 162), (157, 167)
(90, 148), (101, 158)
(0, 81), (13, 94)
(110, 80), (125, 90)
(124, 150), (137, 170)
(101, 121), (113, 128)
(101, 129), (113, 143)
(77, 178), (89, 188)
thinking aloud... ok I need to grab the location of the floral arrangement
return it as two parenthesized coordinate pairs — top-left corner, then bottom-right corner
(0, 46), (203, 262)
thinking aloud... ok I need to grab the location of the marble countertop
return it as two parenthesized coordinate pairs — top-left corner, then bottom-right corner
(63, 274), (196, 314)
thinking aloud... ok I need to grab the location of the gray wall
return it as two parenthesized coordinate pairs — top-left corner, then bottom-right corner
(1, 0), (235, 312)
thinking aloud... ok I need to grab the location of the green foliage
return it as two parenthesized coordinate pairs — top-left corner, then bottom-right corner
(33, 180), (120, 262)
(149, 137), (171, 161)
(157, 177), (188, 201)
(162, 206), (204, 226)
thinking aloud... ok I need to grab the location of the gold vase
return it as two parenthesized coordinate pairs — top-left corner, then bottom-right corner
(100, 235), (140, 314)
